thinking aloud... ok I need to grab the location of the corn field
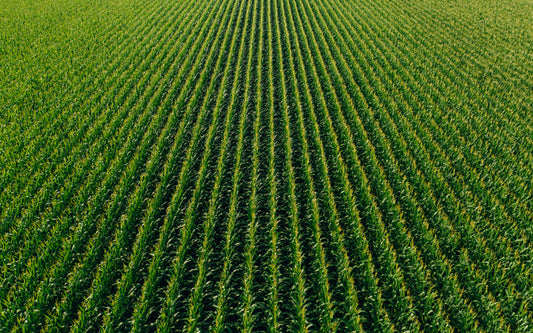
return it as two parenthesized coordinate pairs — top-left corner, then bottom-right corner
(1, 0), (532, 331)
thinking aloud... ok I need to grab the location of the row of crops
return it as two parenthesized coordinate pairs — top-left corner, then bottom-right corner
(1, 0), (532, 331)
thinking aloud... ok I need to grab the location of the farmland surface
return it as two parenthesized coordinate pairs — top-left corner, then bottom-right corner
(1, 0), (532, 331)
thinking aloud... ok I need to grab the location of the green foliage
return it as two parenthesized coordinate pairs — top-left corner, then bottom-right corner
(1, 0), (531, 331)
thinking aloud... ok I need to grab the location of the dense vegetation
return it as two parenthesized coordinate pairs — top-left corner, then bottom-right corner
(1, 0), (532, 331)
